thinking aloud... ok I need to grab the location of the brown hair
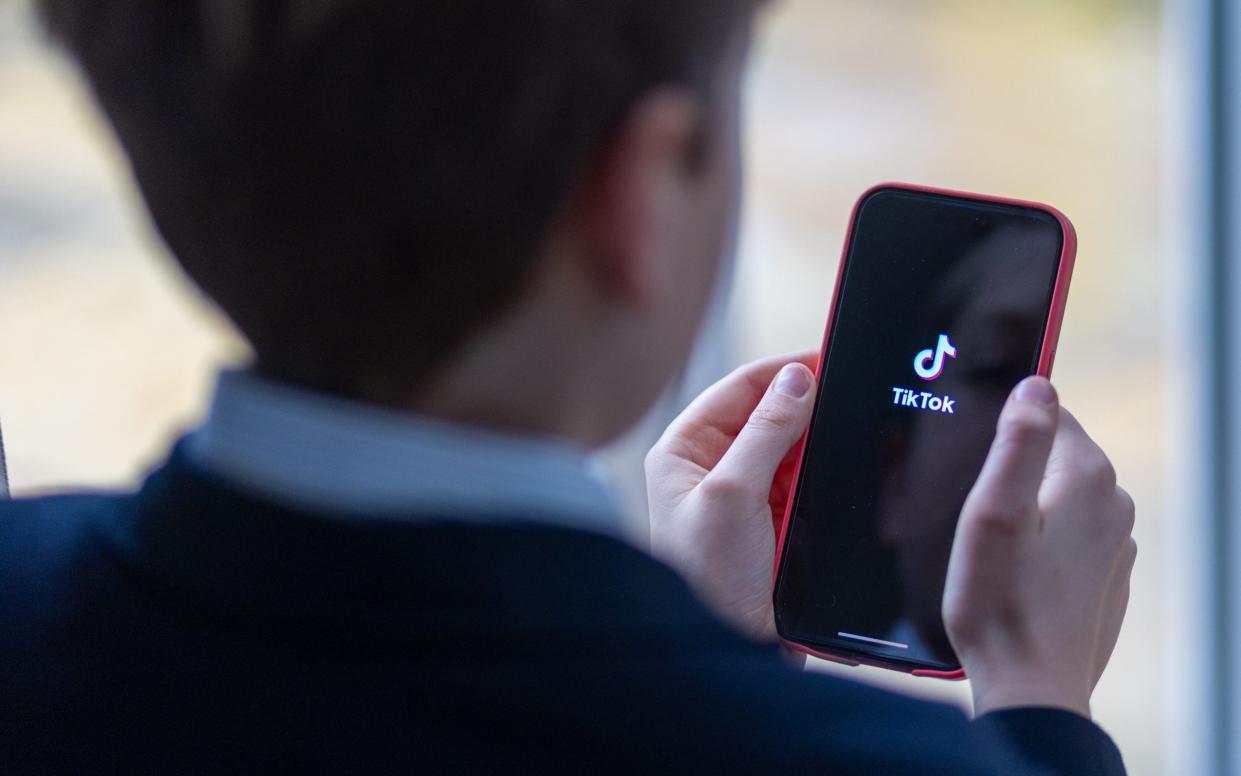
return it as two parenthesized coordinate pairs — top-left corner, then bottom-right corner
(39, 0), (756, 403)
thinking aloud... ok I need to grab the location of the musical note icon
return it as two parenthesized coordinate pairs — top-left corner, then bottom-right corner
(914, 334), (957, 382)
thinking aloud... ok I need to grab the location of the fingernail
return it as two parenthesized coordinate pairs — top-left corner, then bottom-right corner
(1014, 377), (1057, 406)
(774, 364), (812, 398)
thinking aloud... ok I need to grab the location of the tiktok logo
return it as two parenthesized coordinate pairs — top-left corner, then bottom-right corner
(914, 334), (957, 381)
(891, 334), (959, 416)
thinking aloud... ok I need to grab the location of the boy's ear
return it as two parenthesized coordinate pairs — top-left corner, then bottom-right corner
(575, 88), (703, 307)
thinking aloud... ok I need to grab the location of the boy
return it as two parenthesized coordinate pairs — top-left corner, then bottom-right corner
(3, 2), (1134, 772)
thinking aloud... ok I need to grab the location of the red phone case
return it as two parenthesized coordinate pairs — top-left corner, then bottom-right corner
(770, 182), (1078, 681)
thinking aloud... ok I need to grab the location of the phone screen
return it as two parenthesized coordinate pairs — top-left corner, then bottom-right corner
(773, 187), (1066, 671)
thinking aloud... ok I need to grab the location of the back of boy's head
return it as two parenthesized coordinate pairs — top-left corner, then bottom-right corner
(40, 1), (755, 403)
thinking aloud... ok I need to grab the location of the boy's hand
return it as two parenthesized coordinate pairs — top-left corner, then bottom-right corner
(646, 352), (817, 642)
(944, 377), (1136, 718)
(647, 359), (1135, 719)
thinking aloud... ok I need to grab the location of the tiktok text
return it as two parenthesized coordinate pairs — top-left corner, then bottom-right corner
(891, 387), (956, 415)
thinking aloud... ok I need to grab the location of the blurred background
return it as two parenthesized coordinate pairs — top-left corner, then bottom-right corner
(0, 0), (1204, 772)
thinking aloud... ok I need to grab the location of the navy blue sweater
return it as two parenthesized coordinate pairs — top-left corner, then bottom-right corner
(1, 443), (1124, 774)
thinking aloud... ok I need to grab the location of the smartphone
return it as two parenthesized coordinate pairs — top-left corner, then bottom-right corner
(771, 183), (1076, 678)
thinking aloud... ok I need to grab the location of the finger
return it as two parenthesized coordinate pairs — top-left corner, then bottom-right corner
(1114, 486), (1136, 541)
(1043, 406), (1109, 483)
(655, 350), (818, 468)
(781, 646), (808, 671)
(768, 443), (802, 513)
(706, 363), (817, 497)
(1094, 539), (1135, 687)
(669, 350), (818, 436)
(962, 377), (1060, 529)
(1093, 578), (1131, 690)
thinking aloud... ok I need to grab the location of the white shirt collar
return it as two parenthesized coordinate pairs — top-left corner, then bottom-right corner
(184, 370), (620, 538)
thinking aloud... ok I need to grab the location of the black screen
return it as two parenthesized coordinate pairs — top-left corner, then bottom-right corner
(773, 188), (1064, 670)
